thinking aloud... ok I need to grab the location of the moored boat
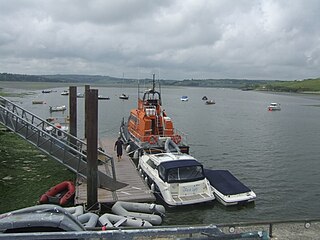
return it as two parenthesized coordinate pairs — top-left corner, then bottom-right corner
(49, 105), (67, 112)
(268, 102), (281, 111)
(119, 93), (129, 100)
(138, 150), (215, 207)
(61, 90), (69, 95)
(98, 95), (110, 100)
(120, 74), (189, 158)
(181, 96), (189, 101)
(205, 100), (215, 105)
(32, 100), (45, 104)
(204, 169), (256, 206)
(42, 90), (52, 93)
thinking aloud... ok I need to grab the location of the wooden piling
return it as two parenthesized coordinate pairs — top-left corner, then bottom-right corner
(84, 85), (90, 139)
(69, 86), (77, 147)
(86, 89), (98, 210)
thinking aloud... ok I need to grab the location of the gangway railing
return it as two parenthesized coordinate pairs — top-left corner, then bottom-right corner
(0, 96), (127, 191)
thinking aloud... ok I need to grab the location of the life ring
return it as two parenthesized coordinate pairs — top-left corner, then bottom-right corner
(148, 135), (157, 145)
(172, 135), (182, 144)
(39, 181), (75, 206)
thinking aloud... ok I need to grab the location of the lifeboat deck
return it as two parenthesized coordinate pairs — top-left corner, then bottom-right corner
(75, 138), (156, 206)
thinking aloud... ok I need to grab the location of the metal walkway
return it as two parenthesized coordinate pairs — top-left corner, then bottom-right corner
(0, 96), (127, 191)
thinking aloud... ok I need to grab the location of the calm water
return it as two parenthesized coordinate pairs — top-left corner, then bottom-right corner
(6, 85), (320, 225)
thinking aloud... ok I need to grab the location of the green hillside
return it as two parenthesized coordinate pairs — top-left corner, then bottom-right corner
(262, 78), (320, 92)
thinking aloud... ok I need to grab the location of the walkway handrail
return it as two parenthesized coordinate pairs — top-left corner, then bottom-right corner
(0, 96), (117, 183)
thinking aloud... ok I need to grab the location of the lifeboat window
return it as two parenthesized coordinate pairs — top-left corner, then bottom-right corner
(146, 159), (157, 169)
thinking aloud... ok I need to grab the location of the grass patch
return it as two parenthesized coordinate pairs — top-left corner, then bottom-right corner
(0, 127), (75, 214)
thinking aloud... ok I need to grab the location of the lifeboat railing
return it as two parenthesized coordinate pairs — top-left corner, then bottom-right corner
(0, 96), (125, 191)
(128, 126), (188, 146)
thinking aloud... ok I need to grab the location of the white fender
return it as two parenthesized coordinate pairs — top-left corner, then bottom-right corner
(150, 183), (155, 193)
(126, 145), (131, 153)
(64, 205), (84, 217)
(99, 213), (152, 227)
(133, 150), (139, 160)
(77, 212), (99, 228)
(111, 201), (165, 225)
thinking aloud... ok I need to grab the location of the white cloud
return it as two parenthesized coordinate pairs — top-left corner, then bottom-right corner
(0, 0), (319, 80)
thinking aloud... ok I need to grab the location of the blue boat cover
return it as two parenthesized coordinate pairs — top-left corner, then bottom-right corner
(204, 169), (251, 195)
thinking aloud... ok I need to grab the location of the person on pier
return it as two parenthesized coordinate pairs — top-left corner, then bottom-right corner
(114, 137), (124, 162)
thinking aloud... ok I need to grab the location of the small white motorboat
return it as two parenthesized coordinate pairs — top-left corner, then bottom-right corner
(98, 95), (110, 100)
(61, 90), (69, 96)
(268, 102), (281, 111)
(49, 105), (67, 112)
(204, 169), (256, 206)
(205, 100), (215, 105)
(119, 93), (129, 100)
(138, 151), (215, 206)
(180, 96), (189, 101)
(77, 93), (84, 98)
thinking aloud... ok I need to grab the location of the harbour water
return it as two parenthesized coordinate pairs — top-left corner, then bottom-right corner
(5, 84), (320, 225)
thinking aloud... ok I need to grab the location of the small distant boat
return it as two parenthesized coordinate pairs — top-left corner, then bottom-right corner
(181, 96), (189, 101)
(42, 90), (52, 93)
(39, 181), (75, 206)
(61, 90), (69, 96)
(205, 100), (215, 105)
(77, 93), (84, 98)
(32, 100), (45, 104)
(268, 102), (281, 111)
(49, 105), (67, 112)
(98, 95), (110, 100)
(119, 93), (129, 100)
(202, 96), (208, 100)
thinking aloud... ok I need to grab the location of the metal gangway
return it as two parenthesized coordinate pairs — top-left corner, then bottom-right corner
(0, 96), (127, 191)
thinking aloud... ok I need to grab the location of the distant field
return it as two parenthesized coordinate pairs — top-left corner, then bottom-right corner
(262, 78), (320, 93)
(0, 81), (76, 90)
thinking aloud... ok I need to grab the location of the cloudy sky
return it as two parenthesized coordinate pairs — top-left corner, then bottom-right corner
(0, 0), (319, 80)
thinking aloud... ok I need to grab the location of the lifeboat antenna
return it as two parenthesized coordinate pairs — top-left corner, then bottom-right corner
(152, 73), (156, 92)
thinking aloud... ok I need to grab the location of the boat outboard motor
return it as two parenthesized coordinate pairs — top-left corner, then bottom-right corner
(164, 138), (180, 153)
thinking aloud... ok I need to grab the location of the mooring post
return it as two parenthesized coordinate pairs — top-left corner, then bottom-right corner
(84, 85), (90, 139)
(69, 86), (77, 147)
(86, 89), (98, 210)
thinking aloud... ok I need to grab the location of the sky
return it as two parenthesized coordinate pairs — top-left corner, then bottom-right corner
(0, 0), (319, 80)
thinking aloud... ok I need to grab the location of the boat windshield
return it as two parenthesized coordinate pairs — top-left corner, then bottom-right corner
(158, 160), (205, 183)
